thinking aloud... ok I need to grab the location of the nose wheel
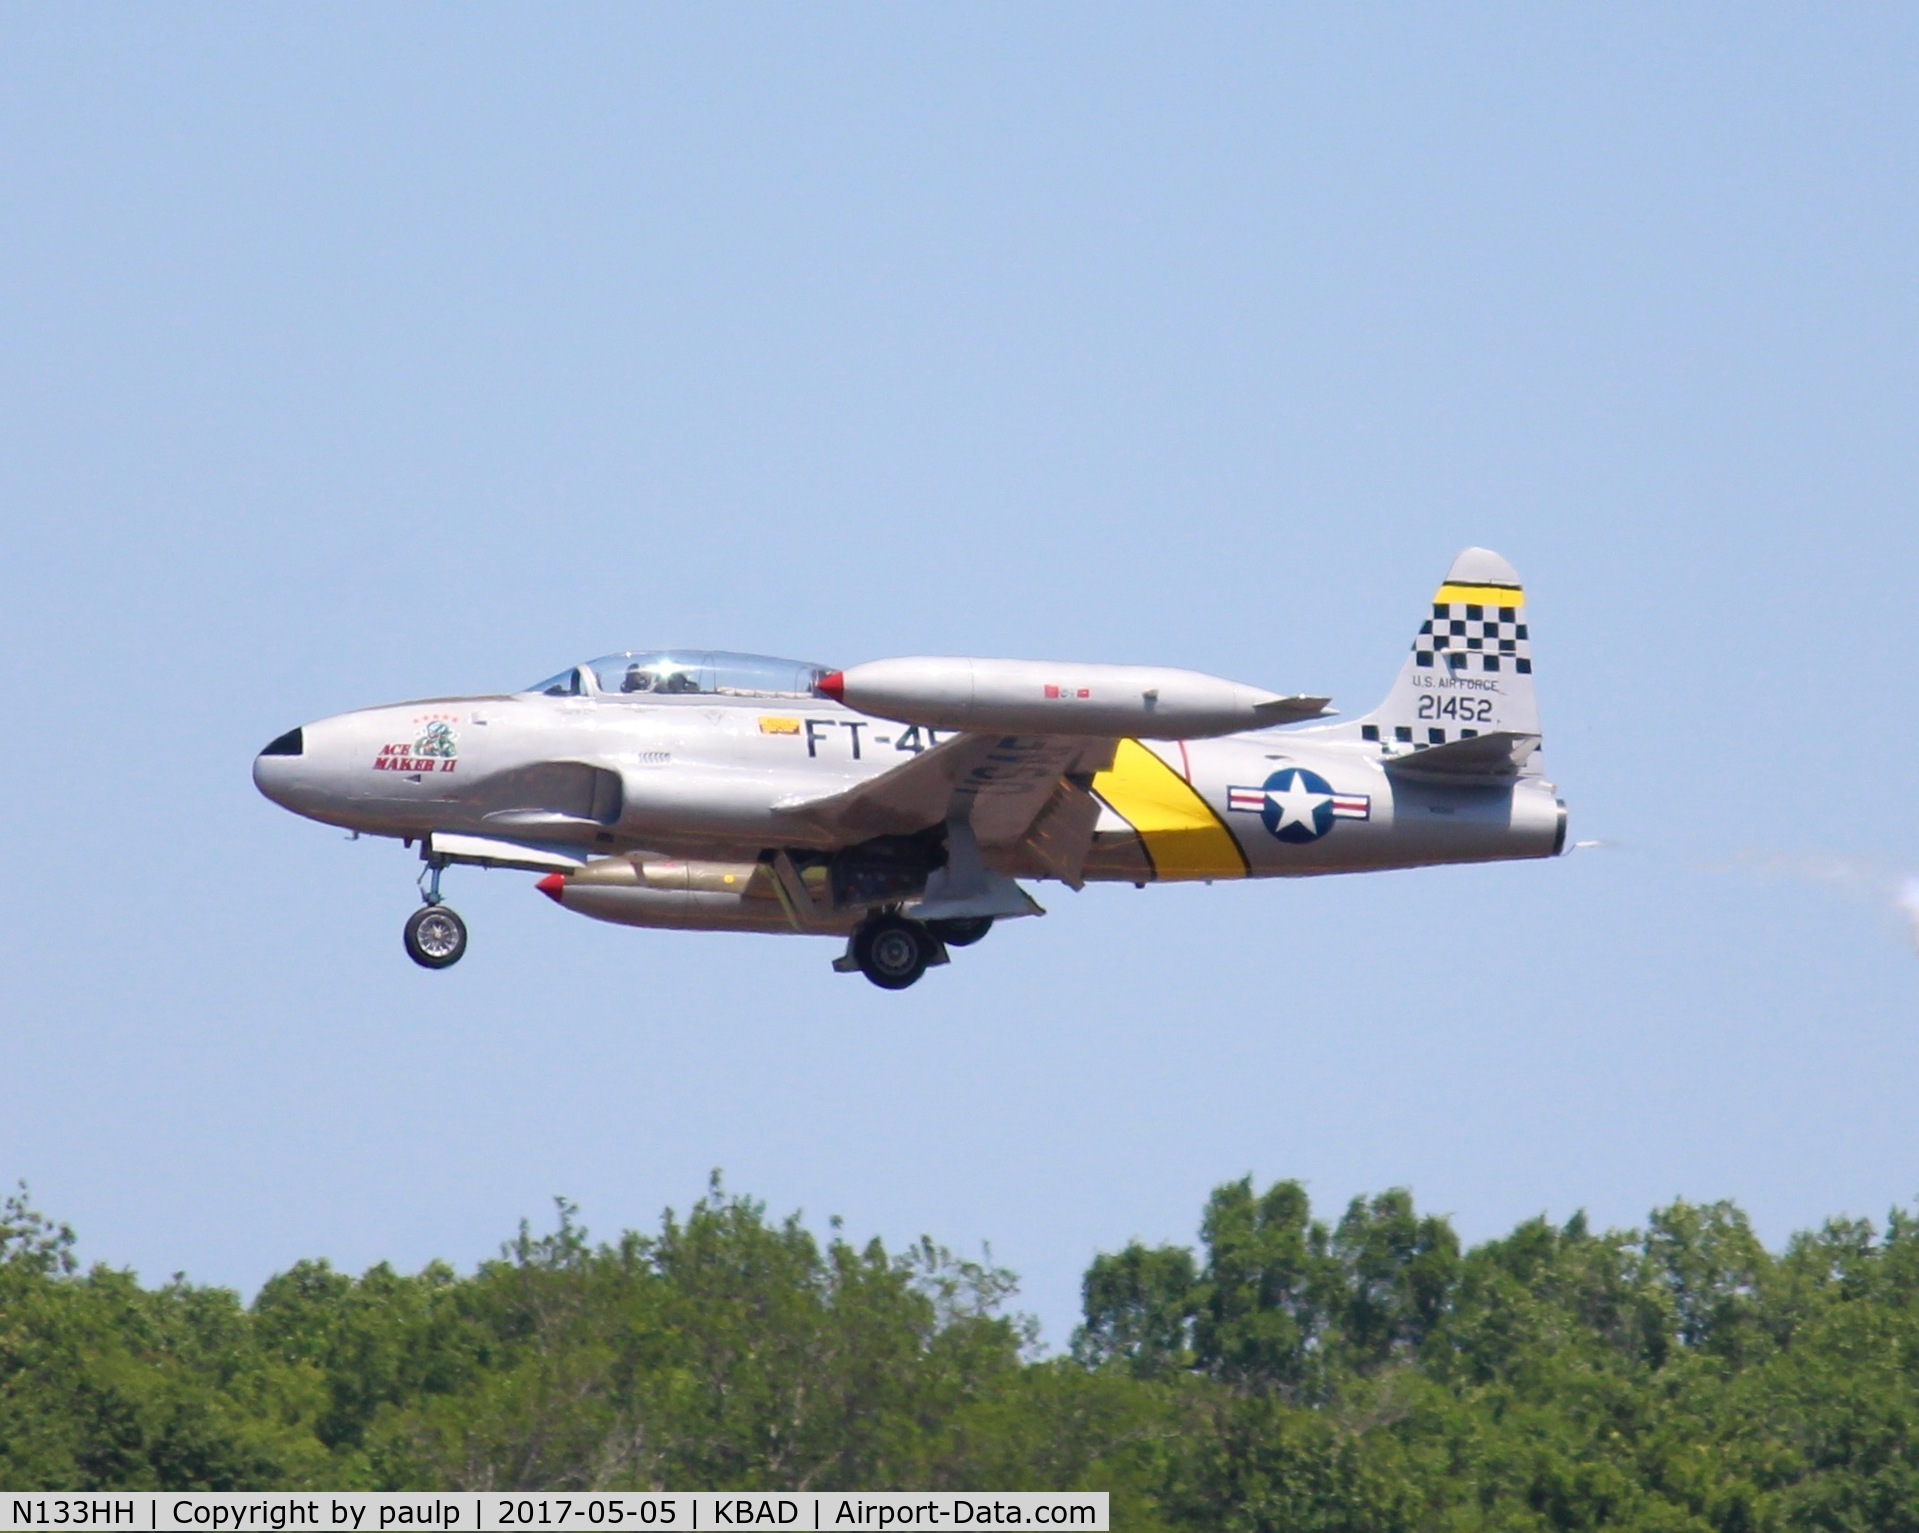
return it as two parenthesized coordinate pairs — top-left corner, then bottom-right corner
(404, 904), (467, 969)
(404, 855), (467, 969)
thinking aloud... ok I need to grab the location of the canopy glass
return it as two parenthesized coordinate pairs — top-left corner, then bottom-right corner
(521, 652), (832, 700)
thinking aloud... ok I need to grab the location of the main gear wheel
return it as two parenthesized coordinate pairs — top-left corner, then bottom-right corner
(852, 915), (936, 990)
(926, 916), (994, 947)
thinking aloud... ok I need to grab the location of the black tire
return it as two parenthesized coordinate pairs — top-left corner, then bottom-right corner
(404, 905), (468, 969)
(926, 916), (994, 948)
(853, 915), (933, 990)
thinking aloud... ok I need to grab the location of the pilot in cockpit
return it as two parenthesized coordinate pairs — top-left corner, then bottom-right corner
(621, 660), (699, 694)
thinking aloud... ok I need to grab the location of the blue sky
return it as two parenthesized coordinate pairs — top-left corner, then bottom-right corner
(2, 6), (1915, 1345)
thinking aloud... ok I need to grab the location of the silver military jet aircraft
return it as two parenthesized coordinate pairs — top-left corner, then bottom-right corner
(254, 548), (1566, 988)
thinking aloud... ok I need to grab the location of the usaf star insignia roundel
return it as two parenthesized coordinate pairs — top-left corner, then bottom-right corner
(1226, 768), (1371, 844)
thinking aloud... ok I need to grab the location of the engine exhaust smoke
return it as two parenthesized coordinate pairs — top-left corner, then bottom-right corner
(1731, 852), (1919, 953)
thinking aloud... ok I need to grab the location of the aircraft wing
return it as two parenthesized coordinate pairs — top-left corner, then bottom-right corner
(1382, 729), (1541, 780)
(777, 732), (1118, 884)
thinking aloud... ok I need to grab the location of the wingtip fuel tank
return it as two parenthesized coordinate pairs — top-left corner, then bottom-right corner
(821, 657), (1331, 739)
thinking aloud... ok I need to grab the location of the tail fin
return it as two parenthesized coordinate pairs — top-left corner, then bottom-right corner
(1342, 548), (1542, 766)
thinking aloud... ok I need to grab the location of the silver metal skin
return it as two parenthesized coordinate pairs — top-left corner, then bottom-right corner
(254, 552), (1567, 984)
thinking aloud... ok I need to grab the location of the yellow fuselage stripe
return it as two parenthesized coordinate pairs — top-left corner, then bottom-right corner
(1091, 740), (1249, 881)
(1435, 583), (1525, 608)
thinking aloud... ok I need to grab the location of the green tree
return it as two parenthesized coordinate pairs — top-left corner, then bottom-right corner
(1075, 1240), (1196, 1378)
(5, 1171), (1919, 1528)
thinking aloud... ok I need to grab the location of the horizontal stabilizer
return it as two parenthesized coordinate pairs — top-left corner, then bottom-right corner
(1382, 730), (1540, 780)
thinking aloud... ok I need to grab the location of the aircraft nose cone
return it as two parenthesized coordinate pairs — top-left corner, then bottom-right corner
(536, 872), (567, 904)
(252, 725), (309, 809)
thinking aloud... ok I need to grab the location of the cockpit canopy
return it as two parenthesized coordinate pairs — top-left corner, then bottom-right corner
(522, 651), (833, 701)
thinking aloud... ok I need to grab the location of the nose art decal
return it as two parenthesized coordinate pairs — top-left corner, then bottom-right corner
(372, 715), (461, 774)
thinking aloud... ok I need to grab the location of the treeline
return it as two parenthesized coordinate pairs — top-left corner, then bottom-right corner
(4, 1177), (1918, 1531)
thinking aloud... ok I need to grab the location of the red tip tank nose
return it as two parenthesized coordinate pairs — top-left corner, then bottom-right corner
(535, 872), (567, 903)
(817, 670), (845, 701)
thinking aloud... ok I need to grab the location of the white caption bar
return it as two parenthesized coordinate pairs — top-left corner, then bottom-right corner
(0, 1495), (1108, 1533)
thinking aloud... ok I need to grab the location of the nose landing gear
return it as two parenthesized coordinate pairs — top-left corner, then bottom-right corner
(404, 857), (468, 969)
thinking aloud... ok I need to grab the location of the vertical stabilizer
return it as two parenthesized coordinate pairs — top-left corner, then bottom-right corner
(1334, 548), (1542, 765)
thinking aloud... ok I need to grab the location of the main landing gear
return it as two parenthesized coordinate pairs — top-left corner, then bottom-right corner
(852, 915), (938, 990)
(834, 913), (996, 990)
(927, 916), (994, 948)
(404, 858), (468, 970)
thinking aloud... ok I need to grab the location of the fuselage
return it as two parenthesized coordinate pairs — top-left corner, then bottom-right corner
(253, 687), (1565, 890)
(253, 550), (1564, 983)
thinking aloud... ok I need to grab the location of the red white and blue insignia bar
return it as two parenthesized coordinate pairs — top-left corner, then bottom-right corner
(1226, 784), (1373, 820)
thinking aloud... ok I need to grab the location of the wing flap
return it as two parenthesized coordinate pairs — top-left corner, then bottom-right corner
(1015, 777), (1103, 889)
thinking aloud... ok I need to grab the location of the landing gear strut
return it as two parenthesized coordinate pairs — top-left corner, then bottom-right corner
(849, 914), (941, 990)
(405, 856), (468, 969)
